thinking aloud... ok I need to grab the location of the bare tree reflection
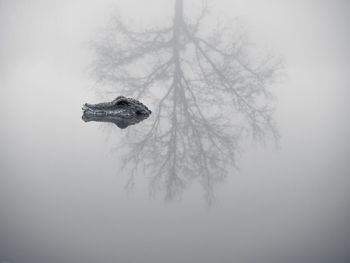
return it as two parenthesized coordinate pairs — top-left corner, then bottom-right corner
(91, 0), (282, 203)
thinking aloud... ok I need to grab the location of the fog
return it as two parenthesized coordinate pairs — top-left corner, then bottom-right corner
(0, 0), (349, 262)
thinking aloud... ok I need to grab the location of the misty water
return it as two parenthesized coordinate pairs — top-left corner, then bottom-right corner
(1, 1), (349, 263)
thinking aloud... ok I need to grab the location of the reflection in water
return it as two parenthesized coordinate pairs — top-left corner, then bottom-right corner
(91, 0), (282, 203)
(82, 96), (152, 129)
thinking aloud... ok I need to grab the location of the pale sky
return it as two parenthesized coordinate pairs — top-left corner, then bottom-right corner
(0, 1), (349, 262)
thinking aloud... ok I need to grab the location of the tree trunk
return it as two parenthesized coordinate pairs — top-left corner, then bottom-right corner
(170, 0), (184, 179)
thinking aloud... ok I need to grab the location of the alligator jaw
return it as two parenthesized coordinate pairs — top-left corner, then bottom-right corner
(82, 106), (124, 117)
(82, 108), (129, 129)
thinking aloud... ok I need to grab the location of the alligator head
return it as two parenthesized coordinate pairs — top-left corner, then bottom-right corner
(82, 96), (151, 129)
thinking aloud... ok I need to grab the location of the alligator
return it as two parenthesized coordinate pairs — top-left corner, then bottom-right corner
(82, 96), (151, 129)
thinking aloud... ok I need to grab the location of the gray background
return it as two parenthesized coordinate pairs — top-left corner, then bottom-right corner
(0, 0), (349, 262)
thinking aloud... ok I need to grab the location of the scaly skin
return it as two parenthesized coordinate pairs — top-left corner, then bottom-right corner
(82, 96), (151, 129)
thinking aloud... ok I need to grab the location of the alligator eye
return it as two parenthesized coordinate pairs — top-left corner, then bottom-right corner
(116, 100), (129, 106)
